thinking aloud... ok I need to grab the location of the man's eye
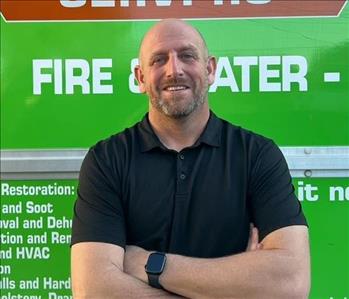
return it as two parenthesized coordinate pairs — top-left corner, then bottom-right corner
(181, 53), (195, 59)
(152, 57), (165, 65)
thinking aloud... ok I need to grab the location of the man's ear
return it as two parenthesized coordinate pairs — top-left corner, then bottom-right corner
(206, 56), (217, 86)
(134, 65), (146, 93)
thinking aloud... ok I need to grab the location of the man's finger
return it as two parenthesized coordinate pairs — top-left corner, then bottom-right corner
(246, 224), (260, 251)
(250, 227), (259, 251)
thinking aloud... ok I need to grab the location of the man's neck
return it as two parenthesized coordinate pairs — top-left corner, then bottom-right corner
(148, 104), (210, 152)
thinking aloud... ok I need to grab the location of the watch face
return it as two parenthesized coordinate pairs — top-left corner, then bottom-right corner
(146, 252), (166, 274)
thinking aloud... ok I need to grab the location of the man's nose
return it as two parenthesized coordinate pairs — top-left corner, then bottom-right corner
(165, 54), (184, 78)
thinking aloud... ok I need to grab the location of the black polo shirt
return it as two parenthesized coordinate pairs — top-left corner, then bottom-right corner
(71, 112), (307, 258)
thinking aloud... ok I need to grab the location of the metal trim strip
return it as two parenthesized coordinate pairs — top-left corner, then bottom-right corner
(1, 146), (348, 179)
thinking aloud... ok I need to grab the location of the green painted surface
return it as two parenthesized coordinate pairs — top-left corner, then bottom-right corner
(1, 5), (349, 149)
(294, 178), (349, 298)
(0, 180), (76, 298)
(1, 3), (349, 298)
(1, 178), (348, 298)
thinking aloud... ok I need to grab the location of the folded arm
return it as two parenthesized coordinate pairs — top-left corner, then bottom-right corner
(71, 242), (186, 299)
(125, 225), (310, 299)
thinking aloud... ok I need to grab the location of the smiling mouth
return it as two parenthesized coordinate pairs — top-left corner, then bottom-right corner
(163, 85), (189, 91)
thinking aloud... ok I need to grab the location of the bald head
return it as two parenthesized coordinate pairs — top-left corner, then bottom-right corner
(133, 18), (217, 119)
(139, 19), (209, 67)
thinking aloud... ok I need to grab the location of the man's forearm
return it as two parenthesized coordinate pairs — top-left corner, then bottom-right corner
(160, 248), (308, 299)
(157, 226), (310, 299)
(73, 270), (182, 299)
(71, 242), (186, 299)
(73, 264), (184, 299)
(124, 226), (310, 299)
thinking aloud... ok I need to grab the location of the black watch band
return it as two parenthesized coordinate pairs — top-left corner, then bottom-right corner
(148, 273), (163, 289)
(145, 252), (167, 289)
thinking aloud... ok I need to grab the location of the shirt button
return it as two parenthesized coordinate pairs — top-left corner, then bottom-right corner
(180, 173), (186, 180)
(179, 154), (185, 160)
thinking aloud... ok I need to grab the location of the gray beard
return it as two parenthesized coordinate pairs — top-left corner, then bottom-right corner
(153, 96), (204, 119)
(151, 84), (208, 119)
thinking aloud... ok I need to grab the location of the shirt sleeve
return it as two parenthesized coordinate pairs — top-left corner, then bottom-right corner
(249, 140), (307, 241)
(71, 143), (126, 248)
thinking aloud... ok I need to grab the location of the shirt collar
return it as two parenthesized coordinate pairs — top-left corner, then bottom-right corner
(138, 110), (222, 152)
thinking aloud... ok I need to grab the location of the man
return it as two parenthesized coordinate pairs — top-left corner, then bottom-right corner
(71, 19), (310, 298)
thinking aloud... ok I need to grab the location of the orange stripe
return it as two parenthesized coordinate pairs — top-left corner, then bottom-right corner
(0, 0), (346, 21)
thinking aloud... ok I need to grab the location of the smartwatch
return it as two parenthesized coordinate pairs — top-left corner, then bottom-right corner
(145, 252), (167, 289)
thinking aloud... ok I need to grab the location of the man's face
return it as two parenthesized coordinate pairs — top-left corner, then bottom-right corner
(135, 21), (216, 118)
